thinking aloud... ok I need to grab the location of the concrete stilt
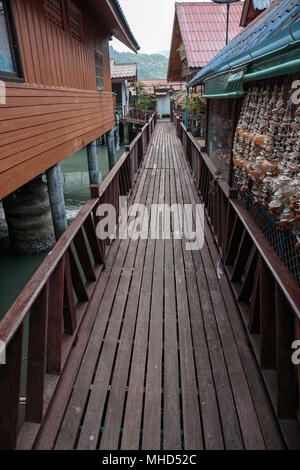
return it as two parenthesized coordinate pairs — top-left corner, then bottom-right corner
(87, 140), (100, 185)
(46, 163), (68, 240)
(114, 111), (120, 151)
(107, 128), (116, 171)
(3, 178), (55, 254)
(123, 122), (130, 146)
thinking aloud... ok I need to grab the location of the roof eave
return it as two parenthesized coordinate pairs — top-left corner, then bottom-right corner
(87, 0), (140, 53)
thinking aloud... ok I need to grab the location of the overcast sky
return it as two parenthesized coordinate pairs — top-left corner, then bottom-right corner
(111, 0), (212, 55)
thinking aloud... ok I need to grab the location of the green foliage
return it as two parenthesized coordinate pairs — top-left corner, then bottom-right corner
(174, 91), (206, 115)
(110, 46), (168, 80)
(177, 43), (185, 53)
(132, 81), (157, 110)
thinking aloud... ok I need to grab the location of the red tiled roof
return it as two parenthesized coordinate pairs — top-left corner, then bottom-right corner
(110, 59), (138, 80)
(140, 79), (184, 93)
(175, 1), (244, 68)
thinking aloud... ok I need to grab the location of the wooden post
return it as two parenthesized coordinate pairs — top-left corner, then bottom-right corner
(0, 325), (24, 449)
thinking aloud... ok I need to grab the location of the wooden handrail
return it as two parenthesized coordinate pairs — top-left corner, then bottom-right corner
(0, 111), (157, 450)
(231, 200), (300, 320)
(175, 112), (300, 440)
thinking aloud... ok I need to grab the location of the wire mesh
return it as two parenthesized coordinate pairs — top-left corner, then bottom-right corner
(239, 192), (300, 284)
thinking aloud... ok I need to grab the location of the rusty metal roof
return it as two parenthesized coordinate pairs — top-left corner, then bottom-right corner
(175, 1), (244, 68)
(140, 79), (184, 93)
(129, 80), (184, 96)
(110, 60), (138, 80)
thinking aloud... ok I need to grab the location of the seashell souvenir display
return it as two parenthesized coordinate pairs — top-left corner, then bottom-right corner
(233, 79), (300, 245)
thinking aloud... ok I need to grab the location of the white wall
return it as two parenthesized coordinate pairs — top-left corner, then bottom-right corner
(157, 95), (170, 117)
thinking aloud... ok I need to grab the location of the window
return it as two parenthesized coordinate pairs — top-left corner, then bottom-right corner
(95, 53), (104, 91)
(44, 0), (64, 31)
(43, 0), (83, 43)
(68, 0), (83, 42)
(0, 0), (23, 81)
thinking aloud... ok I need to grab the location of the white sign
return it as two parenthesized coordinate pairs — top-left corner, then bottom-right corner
(0, 341), (6, 365)
(0, 81), (6, 105)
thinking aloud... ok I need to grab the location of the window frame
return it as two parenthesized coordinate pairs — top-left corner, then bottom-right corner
(0, 0), (24, 83)
(95, 51), (104, 92)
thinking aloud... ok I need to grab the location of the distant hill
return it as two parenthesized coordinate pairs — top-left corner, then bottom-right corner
(109, 46), (168, 80)
(157, 50), (170, 59)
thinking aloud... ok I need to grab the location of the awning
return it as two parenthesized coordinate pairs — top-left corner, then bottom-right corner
(203, 68), (246, 99)
(202, 35), (300, 98)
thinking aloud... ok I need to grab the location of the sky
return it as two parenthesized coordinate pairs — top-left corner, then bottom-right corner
(111, 0), (212, 55)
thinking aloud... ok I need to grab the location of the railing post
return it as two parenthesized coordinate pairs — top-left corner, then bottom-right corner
(276, 284), (297, 419)
(0, 325), (24, 450)
(26, 286), (48, 423)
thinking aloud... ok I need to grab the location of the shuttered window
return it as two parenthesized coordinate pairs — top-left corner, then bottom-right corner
(95, 53), (104, 91)
(44, 0), (64, 31)
(68, 0), (82, 42)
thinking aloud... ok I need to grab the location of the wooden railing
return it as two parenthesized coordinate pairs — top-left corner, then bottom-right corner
(117, 106), (155, 123)
(174, 113), (300, 445)
(171, 103), (205, 138)
(0, 112), (157, 450)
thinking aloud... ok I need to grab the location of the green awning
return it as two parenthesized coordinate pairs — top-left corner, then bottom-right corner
(244, 43), (300, 82)
(202, 68), (246, 99)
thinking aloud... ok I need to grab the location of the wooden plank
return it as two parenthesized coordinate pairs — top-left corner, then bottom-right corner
(174, 136), (224, 450)
(176, 131), (265, 450)
(180, 128), (285, 450)
(100, 164), (156, 451)
(171, 163), (203, 447)
(142, 170), (165, 450)
(31, 146), (149, 451)
(162, 144), (181, 450)
(26, 285), (48, 423)
(55, 156), (152, 450)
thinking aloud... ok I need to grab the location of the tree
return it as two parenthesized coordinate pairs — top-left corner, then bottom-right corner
(132, 81), (157, 110)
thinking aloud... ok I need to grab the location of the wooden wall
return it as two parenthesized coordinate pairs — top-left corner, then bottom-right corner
(0, 0), (115, 199)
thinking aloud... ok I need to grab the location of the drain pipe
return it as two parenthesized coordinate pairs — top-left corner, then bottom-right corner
(185, 86), (189, 129)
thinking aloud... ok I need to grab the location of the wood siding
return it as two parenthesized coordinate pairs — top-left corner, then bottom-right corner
(0, 0), (115, 198)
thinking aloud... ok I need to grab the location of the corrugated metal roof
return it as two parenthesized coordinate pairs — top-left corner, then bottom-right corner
(140, 79), (184, 93)
(110, 60), (138, 80)
(188, 0), (300, 87)
(176, 1), (244, 68)
(129, 80), (184, 96)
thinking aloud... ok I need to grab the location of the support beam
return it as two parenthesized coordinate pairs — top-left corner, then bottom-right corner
(107, 128), (116, 171)
(87, 140), (100, 185)
(46, 163), (68, 241)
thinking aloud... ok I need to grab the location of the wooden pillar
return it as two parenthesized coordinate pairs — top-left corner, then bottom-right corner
(46, 163), (68, 240)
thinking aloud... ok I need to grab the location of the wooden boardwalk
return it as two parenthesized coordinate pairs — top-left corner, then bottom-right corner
(32, 122), (285, 450)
